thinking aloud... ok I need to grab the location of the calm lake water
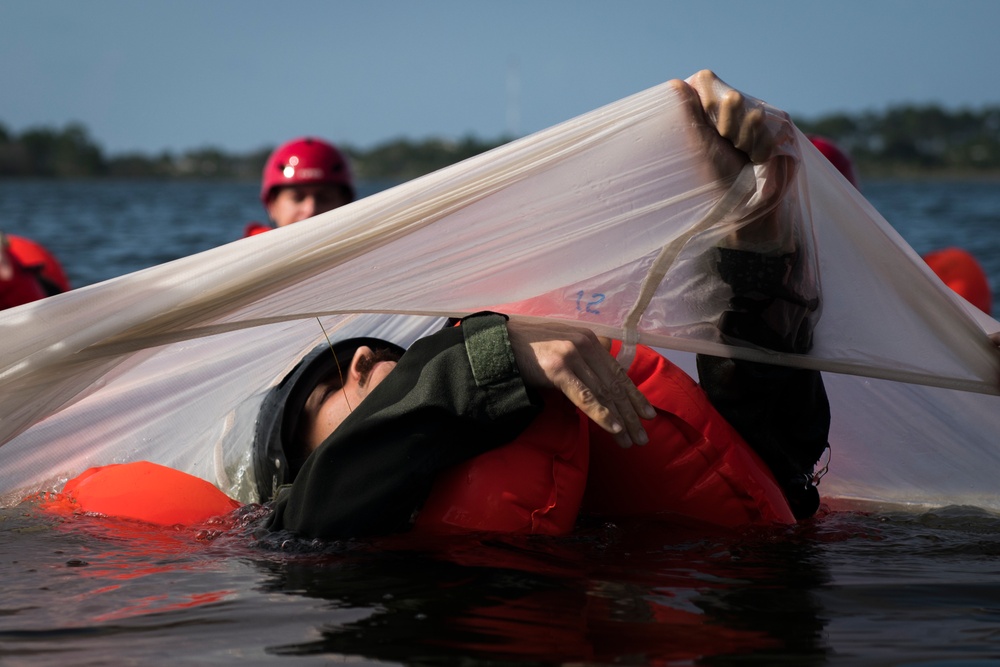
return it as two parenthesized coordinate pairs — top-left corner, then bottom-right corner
(2, 178), (1000, 666)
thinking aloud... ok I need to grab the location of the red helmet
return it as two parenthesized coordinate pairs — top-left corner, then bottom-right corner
(260, 137), (355, 206)
(808, 135), (858, 188)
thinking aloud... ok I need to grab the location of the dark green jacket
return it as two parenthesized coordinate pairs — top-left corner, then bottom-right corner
(267, 314), (543, 539)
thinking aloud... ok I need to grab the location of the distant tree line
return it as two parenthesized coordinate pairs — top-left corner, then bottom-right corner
(2, 103), (999, 181)
(793, 105), (1000, 178)
(0, 121), (513, 182)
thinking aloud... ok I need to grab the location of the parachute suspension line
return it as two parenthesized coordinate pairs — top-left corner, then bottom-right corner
(616, 164), (758, 369)
(316, 317), (353, 414)
(813, 445), (831, 486)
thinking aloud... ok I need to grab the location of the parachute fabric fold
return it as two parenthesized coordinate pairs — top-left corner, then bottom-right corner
(0, 74), (998, 512)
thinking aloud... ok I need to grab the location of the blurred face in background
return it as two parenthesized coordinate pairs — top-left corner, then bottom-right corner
(266, 184), (351, 227)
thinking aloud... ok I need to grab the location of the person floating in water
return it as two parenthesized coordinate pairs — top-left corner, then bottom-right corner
(42, 71), (846, 539)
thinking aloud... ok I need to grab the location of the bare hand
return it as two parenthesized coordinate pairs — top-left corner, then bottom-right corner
(672, 69), (794, 167)
(670, 70), (799, 253)
(506, 320), (655, 448)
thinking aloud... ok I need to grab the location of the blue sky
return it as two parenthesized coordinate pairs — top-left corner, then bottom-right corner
(2, 0), (998, 155)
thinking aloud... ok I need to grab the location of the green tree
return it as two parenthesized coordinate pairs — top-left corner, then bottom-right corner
(17, 123), (106, 177)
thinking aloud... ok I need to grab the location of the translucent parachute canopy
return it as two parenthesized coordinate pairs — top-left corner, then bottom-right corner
(1, 74), (998, 511)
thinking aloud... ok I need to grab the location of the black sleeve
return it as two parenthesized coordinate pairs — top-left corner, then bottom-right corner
(267, 313), (543, 539)
(696, 247), (830, 520)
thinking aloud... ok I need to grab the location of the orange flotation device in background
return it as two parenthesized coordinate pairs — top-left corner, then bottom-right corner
(38, 461), (242, 527)
(5, 234), (71, 295)
(923, 247), (992, 315)
(0, 238), (47, 310)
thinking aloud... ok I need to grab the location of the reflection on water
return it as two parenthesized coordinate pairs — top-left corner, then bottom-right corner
(3, 502), (834, 665)
(2, 178), (1000, 664)
(8, 501), (1000, 665)
(253, 519), (830, 664)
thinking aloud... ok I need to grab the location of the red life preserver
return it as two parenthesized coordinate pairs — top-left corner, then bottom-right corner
(5, 235), (70, 294)
(38, 461), (241, 527)
(582, 342), (795, 527)
(415, 338), (794, 536)
(0, 242), (47, 309)
(413, 388), (590, 536)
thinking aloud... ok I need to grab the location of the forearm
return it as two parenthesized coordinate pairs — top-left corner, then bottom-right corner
(698, 247), (829, 519)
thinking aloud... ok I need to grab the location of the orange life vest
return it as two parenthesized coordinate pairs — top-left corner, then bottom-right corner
(5, 234), (70, 295)
(414, 341), (794, 536)
(413, 388), (591, 536)
(37, 461), (242, 526)
(0, 241), (47, 309)
(923, 247), (992, 315)
(243, 222), (273, 237)
(582, 341), (795, 527)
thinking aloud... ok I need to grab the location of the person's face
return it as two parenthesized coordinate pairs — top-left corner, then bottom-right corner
(266, 184), (350, 227)
(297, 346), (397, 456)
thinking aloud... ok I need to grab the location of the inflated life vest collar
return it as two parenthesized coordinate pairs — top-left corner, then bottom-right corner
(252, 337), (405, 503)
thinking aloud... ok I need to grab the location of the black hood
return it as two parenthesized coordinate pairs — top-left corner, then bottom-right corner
(252, 337), (405, 502)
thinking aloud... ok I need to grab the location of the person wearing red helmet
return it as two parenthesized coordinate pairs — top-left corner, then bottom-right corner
(808, 135), (859, 188)
(808, 136), (993, 314)
(244, 137), (355, 237)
